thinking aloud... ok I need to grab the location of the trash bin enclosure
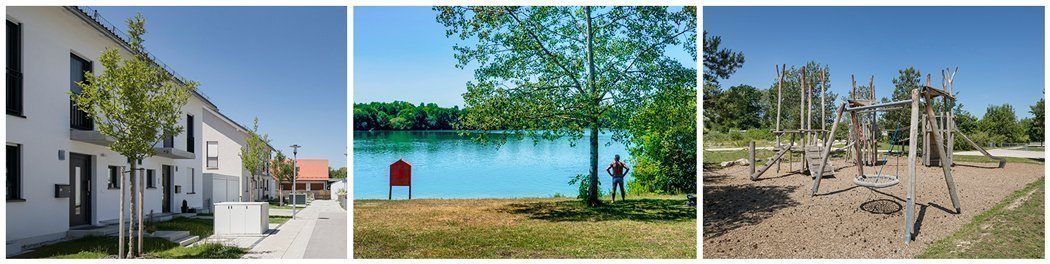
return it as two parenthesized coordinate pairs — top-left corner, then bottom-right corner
(214, 202), (269, 235)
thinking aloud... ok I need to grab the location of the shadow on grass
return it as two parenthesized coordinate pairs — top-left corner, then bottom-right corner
(498, 198), (696, 222)
(703, 184), (799, 239)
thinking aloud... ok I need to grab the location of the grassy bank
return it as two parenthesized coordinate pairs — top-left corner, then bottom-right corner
(919, 177), (1044, 258)
(11, 236), (244, 259)
(145, 217), (213, 238)
(354, 195), (696, 258)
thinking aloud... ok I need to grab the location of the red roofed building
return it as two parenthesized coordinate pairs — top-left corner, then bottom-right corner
(278, 159), (331, 200)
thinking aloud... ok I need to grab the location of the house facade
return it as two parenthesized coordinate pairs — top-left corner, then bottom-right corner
(201, 107), (275, 212)
(278, 159), (331, 200)
(5, 6), (269, 253)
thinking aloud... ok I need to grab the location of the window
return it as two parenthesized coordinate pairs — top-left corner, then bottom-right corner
(206, 141), (218, 169)
(7, 144), (22, 200)
(146, 169), (156, 188)
(107, 166), (121, 189)
(7, 20), (23, 116)
(186, 115), (195, 153)
(69, 54), (93, 130)
(188, 168), (196, 194)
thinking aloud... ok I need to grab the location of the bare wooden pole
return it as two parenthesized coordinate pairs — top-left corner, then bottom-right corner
(776, 64), (785, 172)
(811, 102), (846, 196)
(800, 66), (807, 171)
(821, 69), (827, 139)
(904, 88), (920, 243)
(924, 91), (962, 213)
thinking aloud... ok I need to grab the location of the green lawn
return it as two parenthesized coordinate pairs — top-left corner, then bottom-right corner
(354, 195), (696, 258)
(269, 215), (292, 225)
(145, 217), (214, 238)
(11, 236), (244, 259)
(952, 154), (1044, 165)
(919, 177), (1044, 258)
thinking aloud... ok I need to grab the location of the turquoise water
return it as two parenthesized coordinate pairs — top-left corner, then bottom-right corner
(353, 131), (632, 199)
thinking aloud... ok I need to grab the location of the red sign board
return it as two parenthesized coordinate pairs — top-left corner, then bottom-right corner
(389, 159), (412, 200)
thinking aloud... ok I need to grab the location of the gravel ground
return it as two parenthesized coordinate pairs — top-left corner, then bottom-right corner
(703, 159), (1044, 258)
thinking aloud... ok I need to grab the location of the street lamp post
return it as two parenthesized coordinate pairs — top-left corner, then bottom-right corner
(290, 144), (300, 219)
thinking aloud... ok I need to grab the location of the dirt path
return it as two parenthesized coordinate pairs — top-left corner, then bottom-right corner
(703, 160), (1044, 258)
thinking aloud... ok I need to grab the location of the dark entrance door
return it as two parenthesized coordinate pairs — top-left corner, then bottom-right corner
(69, 153), (92, 226)
(162, 165), (173, 213)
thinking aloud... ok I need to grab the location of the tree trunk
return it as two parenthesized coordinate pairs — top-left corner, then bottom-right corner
(137, 161), (143, 257)
(584, 6), (600, 207)
(118, 164), (125, 259)
(279, 182), (284, 206)
(127, 161), (136, 258)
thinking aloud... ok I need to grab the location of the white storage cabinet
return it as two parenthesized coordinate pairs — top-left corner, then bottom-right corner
(214, 202), (269, 235)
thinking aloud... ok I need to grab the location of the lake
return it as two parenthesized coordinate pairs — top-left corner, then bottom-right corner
(353, 131), (633, 199)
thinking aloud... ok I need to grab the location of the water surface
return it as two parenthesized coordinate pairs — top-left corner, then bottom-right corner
(353, 131), (632, 199)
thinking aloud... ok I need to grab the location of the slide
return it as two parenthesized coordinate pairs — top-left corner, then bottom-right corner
(953, 126), (1007, 168)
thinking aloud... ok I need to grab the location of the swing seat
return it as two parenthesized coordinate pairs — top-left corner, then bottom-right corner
(854, 174), (900, 188)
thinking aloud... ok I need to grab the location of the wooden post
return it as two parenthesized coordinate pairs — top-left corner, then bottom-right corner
(812, 102), (845, 196)
(776, 65), (784, 172)
(924, 91), (961, 213)
(801, 67), (808, 171)
(821, 69), (826, 141)
(905, 88), (920, 243)
(749, 141), (756, 175)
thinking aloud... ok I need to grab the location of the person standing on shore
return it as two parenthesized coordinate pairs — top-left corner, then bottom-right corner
(606, 155), (630, 203)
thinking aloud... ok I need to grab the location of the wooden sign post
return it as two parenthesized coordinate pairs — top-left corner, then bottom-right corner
(389, 159), (411, 200)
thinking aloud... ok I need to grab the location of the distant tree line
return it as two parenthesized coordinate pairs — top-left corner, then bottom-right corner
(703, 31), (1044, 149)
(353, 101), (463, 130)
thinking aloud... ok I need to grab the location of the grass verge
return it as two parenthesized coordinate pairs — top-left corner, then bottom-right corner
(11, 236), (244, 259)
(919, 177), (1044, 258)
(269, 215), (292, 225)
(354, 195), (696, 258)
(145, 217), (214, 238)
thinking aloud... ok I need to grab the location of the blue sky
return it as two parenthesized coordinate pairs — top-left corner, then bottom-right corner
(93, 6), (347, 167)
(354, 6), (695, 107)
(704, 6), (1044, 118)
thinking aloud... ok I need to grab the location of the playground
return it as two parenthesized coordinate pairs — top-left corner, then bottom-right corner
(702, 66), (1045, 258)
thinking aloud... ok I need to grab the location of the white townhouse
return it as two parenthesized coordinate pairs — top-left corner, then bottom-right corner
(5, 6), (270, 254)
(201, 107), (276, 212)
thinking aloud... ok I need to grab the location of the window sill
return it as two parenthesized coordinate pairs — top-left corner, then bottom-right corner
(7, 198), (27, 202)
(207, 167), (218, 170)
(107, 187), (120, 190)
(186, 192), (196, 195)
(7, 113), (26, 119)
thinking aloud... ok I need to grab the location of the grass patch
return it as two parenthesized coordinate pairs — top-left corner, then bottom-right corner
(919, 177), (1044, 258)
(269, 215), (292, 225)
(952, 154), (1044, 165)
(11, 236), (244, 259)
(354, 195), (695, 258)
(269, 202), (300, 210)
(145, 217), (214, 238)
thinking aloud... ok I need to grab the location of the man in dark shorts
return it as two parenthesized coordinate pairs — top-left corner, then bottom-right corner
(606, 154), (630, 203)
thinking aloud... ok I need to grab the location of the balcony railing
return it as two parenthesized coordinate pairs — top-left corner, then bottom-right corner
(70, 101), (93, 130)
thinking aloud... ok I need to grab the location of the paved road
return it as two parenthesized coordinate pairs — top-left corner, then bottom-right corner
(242, 200), (347, 259)
(955, 148), (1044, 159)
(304, 204), (347, 259)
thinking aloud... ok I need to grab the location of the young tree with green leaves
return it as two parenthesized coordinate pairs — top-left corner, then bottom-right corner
(1030, 98), (1044, 145)
(239, 117), (271, 202)
(70, 14), (196, 258)
(881, 67), (922, 129)
(436, 6), (695, 206)
(271, 151), (294, 206)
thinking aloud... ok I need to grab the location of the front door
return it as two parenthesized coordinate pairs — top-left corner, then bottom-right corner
(162, 165), (172, 213)
(69, 153), (92, 226)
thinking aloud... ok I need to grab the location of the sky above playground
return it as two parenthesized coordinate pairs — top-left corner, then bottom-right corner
(704, 6), (1044, 118)
(353, 6), (696, 108)
(92, 6), (348, 167)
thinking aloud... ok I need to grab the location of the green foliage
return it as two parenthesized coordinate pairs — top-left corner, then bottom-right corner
(625, 84), (696, 194)
(761, 62), (837, 131)
(879, 67), (922, 130)
(239, 117), (271, 201)
(354, 101), (462, 130)
(980, 104), (1025, 145)
(70, 14), (196, 161)
(436, 6), (695, 205)
(329, 166), (347, 179)
(270, 151), (295, 205)
(1030, 98), (1044, 144)
(708, 85), (764, 131)
(702, 30), (744, 86)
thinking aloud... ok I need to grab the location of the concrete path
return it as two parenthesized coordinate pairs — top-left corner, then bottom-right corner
(955, 148), (1044, 159)
(304, 201), (347, 259)
(241, 200), (346, 259)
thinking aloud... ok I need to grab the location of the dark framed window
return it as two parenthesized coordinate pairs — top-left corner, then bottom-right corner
(188, 168), (196, 194)
(7, 20), (23, 116)
(186, 115), (195, 153)
(107, 166), (121, 189)
(206, 141), (218, 169)
(146, 169), (156, 188)
(7, 144), (23, 200)
(70, 53), (93, 130)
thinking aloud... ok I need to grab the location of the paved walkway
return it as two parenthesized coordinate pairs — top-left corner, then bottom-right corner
(241, 200), (346, 259)
(955, 148), (1044, 159)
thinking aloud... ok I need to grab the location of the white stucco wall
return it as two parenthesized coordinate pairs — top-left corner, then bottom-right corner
(6, 6), (204, 245)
